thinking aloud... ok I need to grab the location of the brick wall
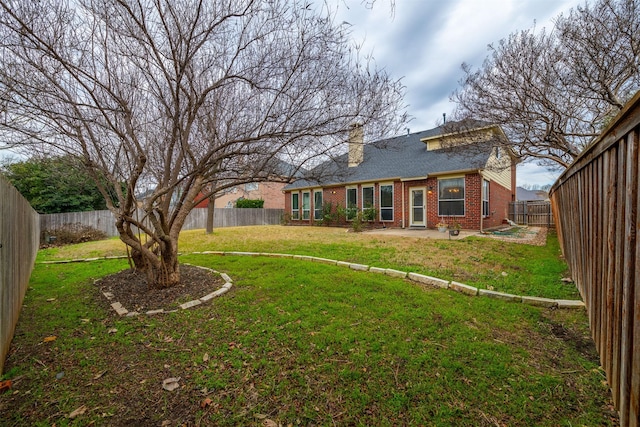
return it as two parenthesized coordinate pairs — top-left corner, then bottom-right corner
(284, 171), (514, 230)
(197, 182), (286, 209)
(482, 179), (513, 229)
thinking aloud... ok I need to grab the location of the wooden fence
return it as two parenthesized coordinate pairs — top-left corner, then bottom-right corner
(41, 207), (285, 238)
(549, 90), (640, 426)
(509, 201), (554, 226)
(0, 176), (40, 374)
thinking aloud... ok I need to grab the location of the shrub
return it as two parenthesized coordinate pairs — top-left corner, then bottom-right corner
(41, 223), (107, 247)
(280, 212), (292, 225)
(235, 198), (264, 208)
(362, 206), (377, 222)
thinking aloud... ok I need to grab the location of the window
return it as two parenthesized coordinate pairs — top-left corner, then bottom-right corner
(362, 185), (375, 221)
(362, 185), (374, 209)
(302, 191), (310, 220)
(313, 190), (323, 220)
(245, 182), (258, 191)
(438, 177), (465, 216)
(291, 193), (299, 220)
(482, 179), (490, 217)
(346, 187), (357, 220)
(380, 184), (393, 221)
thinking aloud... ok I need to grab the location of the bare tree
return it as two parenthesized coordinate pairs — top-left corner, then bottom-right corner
(0, 0), (406, 288)
(452, 0), (640, 169)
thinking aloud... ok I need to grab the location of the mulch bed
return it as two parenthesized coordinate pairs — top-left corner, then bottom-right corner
(94, 264), (225, 313)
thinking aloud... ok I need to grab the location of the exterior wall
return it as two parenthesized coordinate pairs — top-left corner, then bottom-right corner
(483, 148), (513, 191)
(482, 179), (513, 229)
(284, 171), (514, 230)
(196, 182), (286, 209)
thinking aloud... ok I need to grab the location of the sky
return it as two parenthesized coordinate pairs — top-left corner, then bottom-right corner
(330, 0), (583, 186)
(1, 0), (580, 187)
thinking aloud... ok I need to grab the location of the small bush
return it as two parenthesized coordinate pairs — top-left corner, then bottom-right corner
(235, 198), (264, 208)
(41, 223), (107, 247)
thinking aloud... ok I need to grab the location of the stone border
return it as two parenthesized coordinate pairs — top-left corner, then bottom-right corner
(40, 258), (234, 317)
(97, 263), (233, 317)
(39, 251), (584, 312)
(190, 251), (585, 310)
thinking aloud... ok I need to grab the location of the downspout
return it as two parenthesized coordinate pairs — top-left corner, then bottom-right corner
(401, 181), (405, 229)
(479, 172), (483, 233)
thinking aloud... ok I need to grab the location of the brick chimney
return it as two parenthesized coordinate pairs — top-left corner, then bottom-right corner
(348, 124), (364, 167)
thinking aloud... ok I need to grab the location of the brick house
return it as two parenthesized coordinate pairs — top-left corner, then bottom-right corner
(283, 123), (516, 230)
(195, 182), (286, 209)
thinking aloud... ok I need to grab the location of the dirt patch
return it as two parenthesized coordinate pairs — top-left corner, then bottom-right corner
(476, 226), (548, 246)
(94, 264), (225, 313)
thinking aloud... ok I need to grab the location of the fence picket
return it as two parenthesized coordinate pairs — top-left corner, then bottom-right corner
(0, 176), (40, 373)
(549, 90), (640, 426)
(40, 208), (285, 239)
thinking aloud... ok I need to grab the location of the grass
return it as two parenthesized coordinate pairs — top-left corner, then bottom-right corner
(1, 226), (615, 426)
(37, 225), (578, 300)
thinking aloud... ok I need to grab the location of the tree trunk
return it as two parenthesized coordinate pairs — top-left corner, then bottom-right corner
(206, 194), (215, 234)
(126, 238), (181, 289)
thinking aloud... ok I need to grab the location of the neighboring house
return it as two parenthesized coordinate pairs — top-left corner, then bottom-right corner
(516, 186), (549, 201)
(195, 182), (286, 209)
(283, 122), (516, 230)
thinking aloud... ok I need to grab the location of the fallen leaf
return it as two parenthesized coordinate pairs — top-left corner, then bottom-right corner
(56, 372), (65, 380)
(202, 353), (209, 362)
(107, 328), (117, 334)
(68, 404), (87, 419)
(43, 336), (57, 343)
(46, 298), (56, 302)
(80, 318), (90, 323)
(254, 414), (267, 420)
(200, 397), (212, 408)
(93, 370), (108, 380)
(263, 420), (278, 427)
(162, 377), (181, 391)
(0, 380), (12, 394)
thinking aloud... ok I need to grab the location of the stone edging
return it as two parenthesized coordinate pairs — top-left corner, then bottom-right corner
(97, 264), (234, 317)
(39, 251), (584, 311)
(41, 258), (233, 317)
(190, 251), (585, 310)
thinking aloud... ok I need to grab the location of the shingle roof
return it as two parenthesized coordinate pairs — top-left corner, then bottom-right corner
(284, 124), (498, 190)
(516, 187), (549, 201)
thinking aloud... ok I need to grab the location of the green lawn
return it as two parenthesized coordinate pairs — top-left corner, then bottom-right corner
(1, 226), (616, 426)
(37, 225), (579, 300)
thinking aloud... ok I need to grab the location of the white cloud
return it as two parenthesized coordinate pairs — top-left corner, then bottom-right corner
(330, 0), (581, 185)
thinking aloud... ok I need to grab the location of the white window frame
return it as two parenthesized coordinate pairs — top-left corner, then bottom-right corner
(379, 183), (394, 222)
(313, 189), (323, 220)
(291, 192), (300, 220)
(438, 177), (465, 217)
(302, 191), (310, 220)
(362, 184), (374, 210)
(482, 179), (490, 217)
(346, 186), (358, 220)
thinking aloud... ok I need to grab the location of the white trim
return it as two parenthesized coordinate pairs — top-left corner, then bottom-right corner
(291, 192), (300, 220)
(313, 189), (323, 220)
(345, 186), (358, 221)
(438, 177), (465, 217)
(379, 183), (394, 222)
(301, 191), (311, 220)
(482, 179), (490, 218)
(361, 183), (375, 210)
(409, 186), (426, 226)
